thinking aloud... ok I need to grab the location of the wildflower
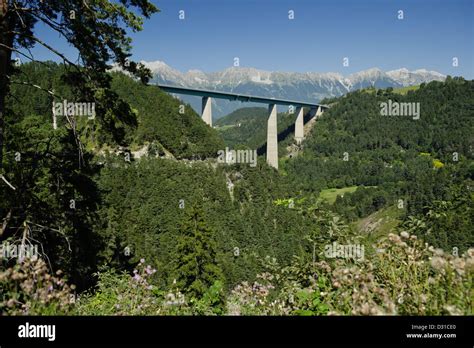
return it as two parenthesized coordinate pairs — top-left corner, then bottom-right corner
(465, 257), (474, 272)
(385, 300), (397, 314)
(467, 248), (474, 258)
(430, 256), (447, 271)
(400, 231), (409, 239)
(389, 233), (401, 244)
(451, 258), (465, 276)
(444, 305), (462, 315)
(140, 258), (145, 264)
(6, 299), (15, 308)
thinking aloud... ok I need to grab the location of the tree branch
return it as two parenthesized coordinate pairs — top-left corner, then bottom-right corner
(0, 174), (16, 190)
(1, 209), (12, 237)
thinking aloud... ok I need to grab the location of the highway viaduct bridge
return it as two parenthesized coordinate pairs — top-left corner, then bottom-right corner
(156, 84), (329, 169)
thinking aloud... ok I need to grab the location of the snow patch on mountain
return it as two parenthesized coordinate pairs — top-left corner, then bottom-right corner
(386, 68), (445, 87)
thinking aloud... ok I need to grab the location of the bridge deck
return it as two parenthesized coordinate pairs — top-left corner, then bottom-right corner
(156, 84), (329, 109)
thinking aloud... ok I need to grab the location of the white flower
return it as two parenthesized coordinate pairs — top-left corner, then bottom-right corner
(430, 256), (447, 271)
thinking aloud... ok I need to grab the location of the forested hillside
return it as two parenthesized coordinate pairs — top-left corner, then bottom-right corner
(110, 73), (224, 158)
(284, 79), (473, 252)
(215, 106), (299, 156)
(215, 107), (268, 148)
(6, 62), (224, 159)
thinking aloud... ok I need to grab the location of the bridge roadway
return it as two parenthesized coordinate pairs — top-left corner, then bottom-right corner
(156, 84), (328, 169)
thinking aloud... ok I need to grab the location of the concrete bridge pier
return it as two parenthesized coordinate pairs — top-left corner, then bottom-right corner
(294, 106), (304, 144)
(202, 96), (212, 126)
(267, 104), (278, 169)
(310, 105), (323, 119)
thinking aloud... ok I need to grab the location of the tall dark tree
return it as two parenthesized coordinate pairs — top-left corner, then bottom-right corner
(173, 206), (224, 299)
(0, 0), (158, 286)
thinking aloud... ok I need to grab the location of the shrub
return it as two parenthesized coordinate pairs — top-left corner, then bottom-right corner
(0, 258), (75, 315)
(227, 232), (473, 315)
(75, 259), (192, 315)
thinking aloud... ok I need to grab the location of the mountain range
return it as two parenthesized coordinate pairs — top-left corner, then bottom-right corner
(144, 61), (446, 118)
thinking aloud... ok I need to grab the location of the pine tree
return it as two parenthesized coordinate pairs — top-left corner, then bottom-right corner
(173, 206), (224, 299)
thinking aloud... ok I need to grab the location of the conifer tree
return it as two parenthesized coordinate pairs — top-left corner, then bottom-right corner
(173, 206), (224, 299)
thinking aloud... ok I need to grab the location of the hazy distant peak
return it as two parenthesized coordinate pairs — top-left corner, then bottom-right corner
(348, 67), (384, 79)
(387, 67), (410, 73)
(386, 68), (446, 86)
(413, 69), (445, 77)
(141, 60), (172, 71)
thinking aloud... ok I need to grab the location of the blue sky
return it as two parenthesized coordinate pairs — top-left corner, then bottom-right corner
(30, 0), (474, 78)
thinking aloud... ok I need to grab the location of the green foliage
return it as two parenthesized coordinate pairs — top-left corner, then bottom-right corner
(95, 156), (315, 291)
(0, 109), (101, 289)
(292, 287), (330, 316)
(228, 231), (473, 316)
(192, 280), (226, 315)
(74, 229), (474, 316)
(172, 206), (224, 299)
(76, 259), (165, 315)
(403, 189), (474, 253)
(215, 106), (299, 157)
(110, 72), (224, 158)
(285, 78), (474, 250)
(215, 107), (268, 149)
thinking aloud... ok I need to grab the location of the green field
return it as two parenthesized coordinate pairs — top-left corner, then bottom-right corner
(214, 124), (237, 131)
(318, 186), (359, 204)
(393, 85), (420, 95)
